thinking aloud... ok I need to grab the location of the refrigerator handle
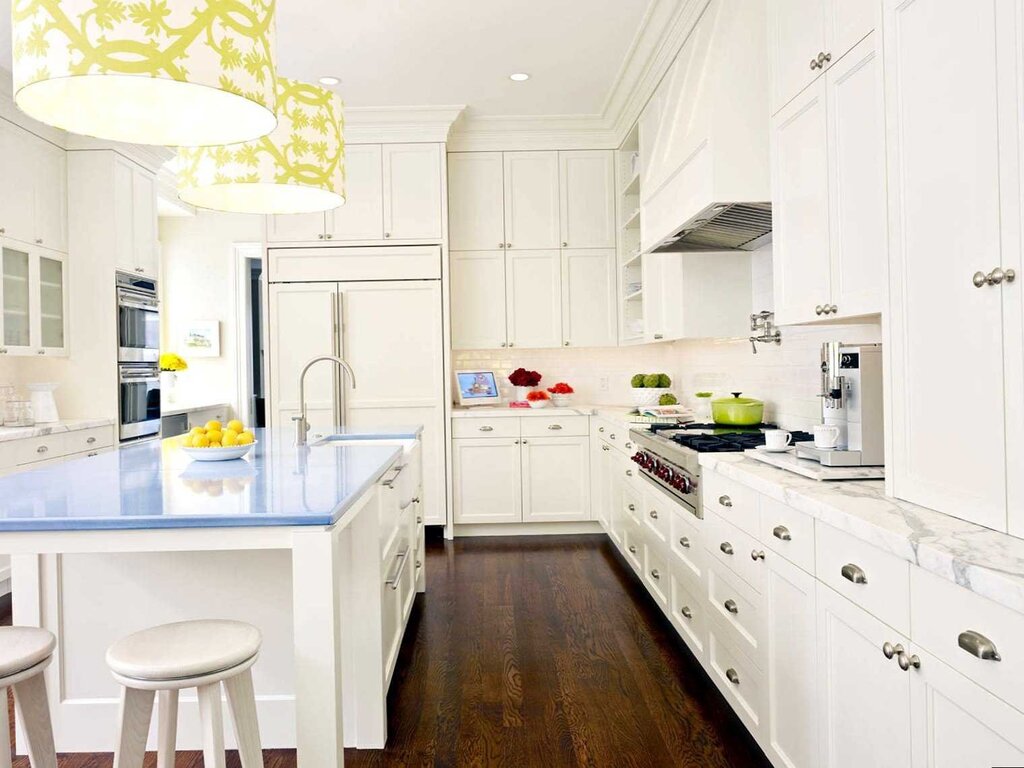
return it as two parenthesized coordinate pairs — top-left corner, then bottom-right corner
(333, 289), (346, 428)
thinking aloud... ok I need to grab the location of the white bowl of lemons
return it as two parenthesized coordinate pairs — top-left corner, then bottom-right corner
(179, 419), (257, 462)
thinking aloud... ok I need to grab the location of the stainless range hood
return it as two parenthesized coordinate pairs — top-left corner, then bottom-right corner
(651, 202), (772, 253)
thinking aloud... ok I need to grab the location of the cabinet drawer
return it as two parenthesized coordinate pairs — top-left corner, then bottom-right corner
(13, 434), (67, 465)
(643, 540), (670, 607)
(451, 418), (520, 439)
(65, 426), (114, 455)
(622, 520), (643, 573)
(521, 414), (589, 437)
(621, 483), (641, 525)
(670, 565), (706, 660)
(911, 567), (1024, 714)
(708, 560), (765, 667)
(641, 486), (672, 544)
(706, 512), (767, 593)
(816, 523), (910, 635)
(702, 471), (759, 536)
(708, 617), (764, 736)
(759, 496), (815, 573)
(669, 505), (704, 589)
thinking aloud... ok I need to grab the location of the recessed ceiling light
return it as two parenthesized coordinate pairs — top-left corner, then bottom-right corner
(318, 76), (341, 86)
(509, 73), (530, 82)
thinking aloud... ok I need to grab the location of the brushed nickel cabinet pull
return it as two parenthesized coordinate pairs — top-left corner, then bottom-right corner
(37, 445), (48, 454)
(773, 525), (791, 541)
(958, 630), (1001, 661)
(547, 424), (563, 430)
(86, 436), (97, 444)
(718, 495), (733, 507)
(726, 668), (740, 685)
(678, 536), (690, 548)
(751, 549), (765, 561)
(720, 541), (734, 555)
(724, 599), (739, 614)
(650, 569), (660, 580)
(841, 563), (867, 584)
(628, 545), (637, 554)
(680, 606), (693, 619)
(478, 425), (494, 432)
(649, 510), (658, 519)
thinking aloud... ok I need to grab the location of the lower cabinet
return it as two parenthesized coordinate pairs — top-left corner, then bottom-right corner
(452, 438), (522, 524)
(521, 435), (589, 522)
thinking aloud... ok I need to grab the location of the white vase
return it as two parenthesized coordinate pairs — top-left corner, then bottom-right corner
(514, 386), (530, 402)
(160, 371), (178, 403)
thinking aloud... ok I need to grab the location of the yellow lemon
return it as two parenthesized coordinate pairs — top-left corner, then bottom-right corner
(222, 432), (239, 446)
(206, 430), (223, 444)
(237, 431), (254, 445)
(209, 441), (222, 448)
(223, 428), (239, 440)
(190, 426), (206, 436)
(204, 420), (222, 432)
(227, 420), (244, 433)
(194, 434), (211, 448)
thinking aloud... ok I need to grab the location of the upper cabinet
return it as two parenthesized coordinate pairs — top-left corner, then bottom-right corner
(267, 143), (443, 245)
(0, 120), (67, 253)
(768, 0), (879, 114)
(883, 0), (1023, 535)
(559, 151), (616, 249)
(113, 156), (158, 277)
(0, 242), (67, 357)
(448, 152), (505, 251)
(503, 151), (561, 250)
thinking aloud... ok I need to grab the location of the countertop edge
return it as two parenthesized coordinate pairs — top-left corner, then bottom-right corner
(699, 453), (1024, 617)
(0, 418), (115, 443)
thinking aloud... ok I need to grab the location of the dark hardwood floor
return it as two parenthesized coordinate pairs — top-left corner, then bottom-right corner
(3, 534), (770, 767)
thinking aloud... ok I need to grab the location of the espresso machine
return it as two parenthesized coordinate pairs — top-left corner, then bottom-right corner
(794, 342), (885, 467)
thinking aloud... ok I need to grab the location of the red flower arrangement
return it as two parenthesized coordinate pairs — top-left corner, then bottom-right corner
(508, 368), (542, 387)
(526, 390), (550, 402)
(547, 382), (574, 395)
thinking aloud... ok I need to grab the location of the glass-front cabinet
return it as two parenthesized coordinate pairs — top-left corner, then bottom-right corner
(0, 241), (68, 356)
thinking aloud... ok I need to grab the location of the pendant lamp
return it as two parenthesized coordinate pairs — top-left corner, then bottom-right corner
(11, 0), (277, 147)
(176, 77), (344, 214)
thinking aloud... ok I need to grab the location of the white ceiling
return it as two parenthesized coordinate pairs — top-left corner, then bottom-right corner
(0, 0), (655, 119)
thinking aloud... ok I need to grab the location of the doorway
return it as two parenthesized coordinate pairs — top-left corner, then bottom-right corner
(234, 243), (266, 428)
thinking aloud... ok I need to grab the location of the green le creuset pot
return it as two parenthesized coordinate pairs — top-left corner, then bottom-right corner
(711, 392), (765, 426)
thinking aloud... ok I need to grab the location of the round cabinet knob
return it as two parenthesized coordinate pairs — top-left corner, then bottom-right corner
(562, 241), (568, 247)
(882, 641), (904, 660)
(649, 510), (658, 519)
(897, 651), (921, 671)
(810, 58), (820, 70)
(650, 569), (660, 580)
(326, 234), (333, 240)
(626, 469), (633, 477)
(599, 427), (605, 433)
(564, 341), (570, 346)
(506, 242), (512, 248)
(815, 305), (824, 316)
(974, 271), (989, 287)
(35, 238), (43, 244)
(318, 234), (324, 239)
(829, 304), (838, 314)
(751, 549), (765, 561)
(385, 232), (392, 238)
(628, 504), (636, 512)
(628, 545), (637, 554)
(499, 243), (505, 248)
(678, 536), (690, 549)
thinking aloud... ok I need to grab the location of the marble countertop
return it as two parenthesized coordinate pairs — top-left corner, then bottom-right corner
(700, 453), (1024, 616)
(161, 402), (231, 418)
(451, 404), (646, 426)
(0, 418), (114, 443)
(0, 427), (422, 532)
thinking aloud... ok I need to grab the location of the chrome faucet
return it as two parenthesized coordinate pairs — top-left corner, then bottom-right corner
(293, 355), (358, 445)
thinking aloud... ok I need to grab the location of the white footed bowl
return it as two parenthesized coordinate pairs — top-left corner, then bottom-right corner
(181, 442), (257, 462)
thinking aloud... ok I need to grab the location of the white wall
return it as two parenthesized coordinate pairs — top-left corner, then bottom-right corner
(158, 212), (263, 410)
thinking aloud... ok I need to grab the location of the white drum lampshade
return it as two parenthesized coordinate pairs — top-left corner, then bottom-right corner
(176, 77), (345, 214)
(11, 0), (277, 147)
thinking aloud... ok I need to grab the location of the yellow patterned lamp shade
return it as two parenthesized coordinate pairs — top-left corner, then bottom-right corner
(176, 77), (345, 214)
(11, 0), (277, 147)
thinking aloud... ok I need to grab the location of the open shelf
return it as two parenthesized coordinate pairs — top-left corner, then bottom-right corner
(621, 208), (641, 230)
(621, 250), (642, 269)
(620, 171), (640, 197)
(623, 288), (643, 302)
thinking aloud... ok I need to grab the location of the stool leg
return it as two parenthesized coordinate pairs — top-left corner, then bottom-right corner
(0, 688), (12, 768)
(113, 687), (154, 768)
(224, 670), (264, 768)
(156, 690), (178, 768)
(11, 673), (56, 768)
(196, 683), (226, 768)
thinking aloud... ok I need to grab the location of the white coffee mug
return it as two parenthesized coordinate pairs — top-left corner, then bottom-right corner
(813, 424), (841, 449)
(764, 430), (792, 450)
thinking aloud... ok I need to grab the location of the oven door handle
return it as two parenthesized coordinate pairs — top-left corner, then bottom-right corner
(119, 298), (159, 313)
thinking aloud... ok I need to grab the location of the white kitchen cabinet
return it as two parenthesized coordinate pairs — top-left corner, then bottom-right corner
(909, 648), (1024, 768)
(328, 144), (383, 241)
(382, 143), (443, 241)
(267, 211), (327, 243)
(765, 551), (817, 768)
(452, 438), (522, 524)
(816, 583), (912, 768)
(447, 152), (505, 251)
(450, 251), (507, 350)
(561, 248), (616, 348)
(768, 0), (878, 114)
(884, 0), (1023, 533)
(113, 157), (158, 277)
(503, 151), (560, 250)
(505, 249), (562, 348)
(0, 121), (67, 253)
(33, 140), (68, 253)
(0, 242), (68, 357)
(521, 436), (590, 522)
(559, 151), (615, 249)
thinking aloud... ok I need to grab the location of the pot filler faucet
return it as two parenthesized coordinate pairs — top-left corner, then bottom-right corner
(293, 355), (358, 446)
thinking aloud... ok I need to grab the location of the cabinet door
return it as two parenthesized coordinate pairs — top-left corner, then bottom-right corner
(268, 283), (338, 432)
(113, 159), (135, 273)
(561, 248), (616, 348)
(771, 78), (830, 325)
(559, 150), (615, 249)
(766, 553), (817, 768)
(503, 151), (560, 250)
(817, 583), (912, 768)
(826, 0), (877, 67)
(0, 244), (32, 352)
(450, 251), (507, 350)
(266, 213), (326, 243)
(884, 0), (1014, 530)
(521, 436), (589, 522)
(37, 250), (66, 354)
(0, 124), (36, 245)
(33, 140), (67, 252)
(327, 144), (383, 241)
(642, 251), (685, 342)
(826, 33), (886, 319)
(132, 168), (158, 277)
(768, 0), (826, 113)
(452, 438), (522, 523)
(505, 250), (561, 348)
(448, 152), (505, 250)
(382, 143), (442, 241)
(910, 649), (1024, 768)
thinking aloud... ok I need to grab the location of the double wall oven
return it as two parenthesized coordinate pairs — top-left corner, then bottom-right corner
(116, 272), (161, 441)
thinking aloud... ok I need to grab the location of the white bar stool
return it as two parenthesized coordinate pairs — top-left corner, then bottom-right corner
(0, 627), (57, 768)
(106, 619), (265, 768)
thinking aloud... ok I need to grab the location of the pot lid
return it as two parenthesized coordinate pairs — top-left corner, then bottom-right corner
(712, 391), (763, 406)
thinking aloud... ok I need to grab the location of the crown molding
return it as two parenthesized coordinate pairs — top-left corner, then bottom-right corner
(343, 105), (465, 144)
(446, 113), (618, 152)
(63, 136), (175, 173)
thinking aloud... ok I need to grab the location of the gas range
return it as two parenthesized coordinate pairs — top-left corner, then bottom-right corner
(627, 423), (813, 518)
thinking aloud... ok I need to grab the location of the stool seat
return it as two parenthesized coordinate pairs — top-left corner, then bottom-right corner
(106, 620), (261, 681)
(0, 627), (56, 679)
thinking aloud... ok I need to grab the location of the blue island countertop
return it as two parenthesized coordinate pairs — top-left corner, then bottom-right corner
(0, 428), (418, 532)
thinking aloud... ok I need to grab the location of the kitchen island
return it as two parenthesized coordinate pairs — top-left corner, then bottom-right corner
(0, 427), (426, 766)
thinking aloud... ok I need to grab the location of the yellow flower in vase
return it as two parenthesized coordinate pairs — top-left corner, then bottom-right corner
(159, 353), (189, 372)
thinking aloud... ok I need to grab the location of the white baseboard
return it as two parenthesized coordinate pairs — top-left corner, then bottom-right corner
(453, 521), (603, 538)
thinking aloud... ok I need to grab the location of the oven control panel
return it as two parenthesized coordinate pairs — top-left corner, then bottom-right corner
(631, 450), (696, 495)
